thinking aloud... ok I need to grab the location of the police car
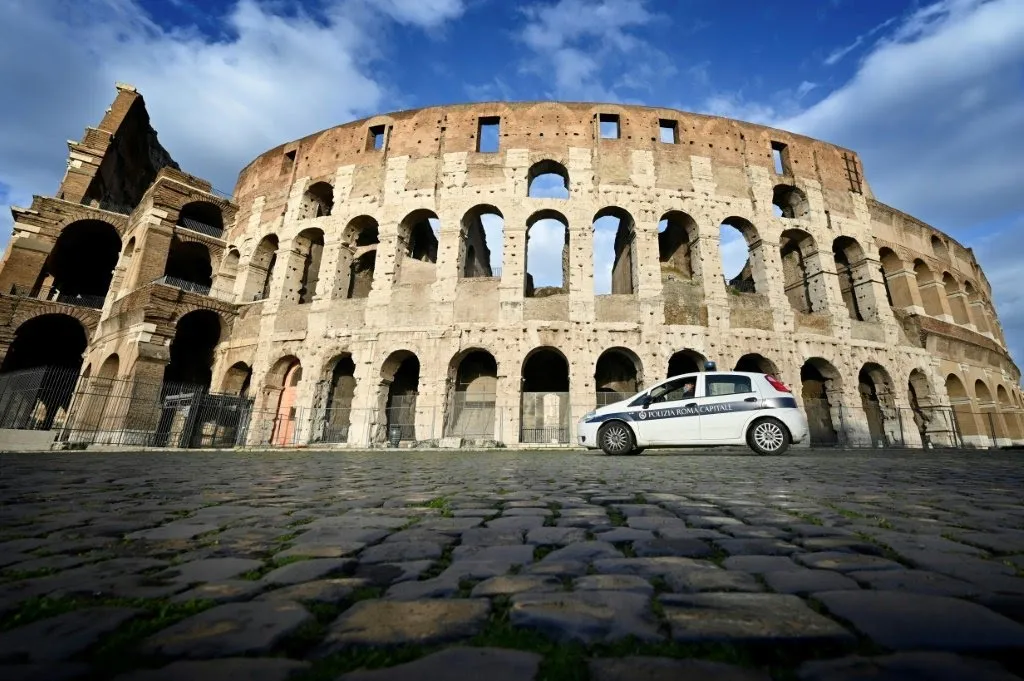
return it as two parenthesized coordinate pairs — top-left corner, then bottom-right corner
(577, 364), (808, 456)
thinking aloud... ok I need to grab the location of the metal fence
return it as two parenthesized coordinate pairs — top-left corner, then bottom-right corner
(151, 275), (212, 296)
(178, 217), (225, 239)
(1, 366), (1021, 450)
(6, 284), (105, 309)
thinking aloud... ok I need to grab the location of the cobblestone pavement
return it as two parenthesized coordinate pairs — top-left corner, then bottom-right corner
(2, 449), (1024, 680)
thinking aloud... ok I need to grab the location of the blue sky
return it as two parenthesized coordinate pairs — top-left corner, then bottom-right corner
(1, 0), (1022, 370)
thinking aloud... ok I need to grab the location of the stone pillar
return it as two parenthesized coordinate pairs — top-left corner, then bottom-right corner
(918, 279), (952, 321)
(886, 266), (925, 314)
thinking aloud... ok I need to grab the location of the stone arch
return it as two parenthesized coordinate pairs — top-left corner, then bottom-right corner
(930, 234), (947, 261)
(520, 346), (570, 443)
(719, 217), (761, 294)
(801, 357), (842, 445)
(974, 378), (1006, 444)
(292, 227), (325, 304)
(667, 348), (707, 378)
(164, 236), (212, 291)
(595, 347), (643, 406)
(378, 350), (421, 442)
(316, 352), (357, 443)
(945, 373), (979, 446)
(858, 362), (896, 446)
(779, 228), (822, 314)
(593, 207), (637, 295)
(177, 201), (224, 236)
(942, 273), (969, 325)
(877, 247), (909, 308)
(299, 181), (334, 219)
(338, 216), (379, 299)
(221, 361), (252, 397)
(215, 247), (241, 298)
(525, 209), (569, 297)
(396, 209), (439, 285)
(913, 260), (944, 317)
(997, 384), (1023, 440)
(267, 356), (303, 446)
(0, 313), (89, 430)
(734, 353), (778, 376)
(445, 348), (498, 439)
(460, 205), (502, 278)
(833, 236), (877, 321)
(527, 160), (569, 199)
(162, 309), (222, 389)
(658, 211), (697, 279)
(245, 234), (279, 302)
(963, 281), (991, 332)
(772, 184), (810, 219)
(33, 219), (121, 305)
(73, 352), (122, 436)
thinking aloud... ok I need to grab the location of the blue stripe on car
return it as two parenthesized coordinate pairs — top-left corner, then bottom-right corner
(586, 396), (796, 424)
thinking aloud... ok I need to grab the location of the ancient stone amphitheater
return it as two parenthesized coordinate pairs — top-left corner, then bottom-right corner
(0, 84), (1021, 450)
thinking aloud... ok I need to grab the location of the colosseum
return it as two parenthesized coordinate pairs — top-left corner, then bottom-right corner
(0, 83), (1021, 451)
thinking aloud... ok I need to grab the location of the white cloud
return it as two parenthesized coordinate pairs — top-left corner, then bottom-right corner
(970, 217), (1024, 374)
(822, 15), (898, 66)
(781, 0), (1024, 228)
(0, 0), (465, 246)
(516, 0), (673, 101)
(718, 225), (748, 280)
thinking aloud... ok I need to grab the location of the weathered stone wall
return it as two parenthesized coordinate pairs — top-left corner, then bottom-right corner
(1, 94), (1021, 448)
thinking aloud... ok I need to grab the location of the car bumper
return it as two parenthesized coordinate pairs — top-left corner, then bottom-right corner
(776, 409), (809, 443)
(577, 421), (600, 448)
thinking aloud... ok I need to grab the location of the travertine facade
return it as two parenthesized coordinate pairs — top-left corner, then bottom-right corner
(1, 85), (1022, 449)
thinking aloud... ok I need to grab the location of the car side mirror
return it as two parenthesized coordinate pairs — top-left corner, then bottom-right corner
(641, 395), (652, 409)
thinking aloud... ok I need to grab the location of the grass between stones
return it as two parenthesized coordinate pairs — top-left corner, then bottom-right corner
(239, 555), (315, 580)
(420, 545), (456, 580)
(851, 532), (915, 568)
(0, 566), (61, 583)
(782, 510), (824, 526)
(544, 502), (562, 527)
(606, 508), (627, 527)
(426, 496), (454, 518)
(533, 545), (556, 562)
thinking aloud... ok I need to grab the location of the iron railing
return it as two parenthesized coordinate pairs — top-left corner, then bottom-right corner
(151, 275), (212, 296)
(178, 217), (224, 239)
(6, 285), (106, 309)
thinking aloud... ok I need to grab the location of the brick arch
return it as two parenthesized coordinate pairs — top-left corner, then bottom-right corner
(9, 304), (97, 337)
(52, 211), (128, 238)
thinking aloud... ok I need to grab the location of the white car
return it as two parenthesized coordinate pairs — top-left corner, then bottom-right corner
(577, 371), (808, 456)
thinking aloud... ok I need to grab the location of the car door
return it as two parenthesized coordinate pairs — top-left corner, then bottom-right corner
(697, 374), (761, 442)
(633, 375), (702, 444)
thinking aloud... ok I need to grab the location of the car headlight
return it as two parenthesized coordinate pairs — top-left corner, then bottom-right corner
(581, 411), (596, 421)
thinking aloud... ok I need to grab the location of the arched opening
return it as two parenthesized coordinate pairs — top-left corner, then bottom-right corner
(0, 314), (88, 430)
(246, 234), (279, 302)
(964, 282), (991, 333)
(33, 220), (121, 306)
(594, 348), (642, 406)
(215, 248), (241, 298)
(877, 247), (905, 308)
(975, 379), (1001, 445)
(720, 218), (758, 294)
(945, 374), (977, 445)
(801, 358), (841, 445)
(997, 385), (1022, 440)
(913, 260), (944, 317)
(397, 210), (439, 285)
(299, 181), (334, 219)
(162, 310), (221, 389)
(319, 354), (356, 443)
(177, 202), (224, 237)
(859, 363), (894, 447)
(525, 210), (569, 297)
(163, 237), (213, 292)
(734, 353), (778, 376)
(269, 357), (302, 446)
(116, 237), (137, 297)
(942, 273), (969, 325)
(337, 216), (379, 299)
(667, 349), (706, 378)
(779, 229), (820, 314)
(77, 354), (121, 435)
(833, 236), (874, 321)
(527, 160), (569, 199)
(293, 228), (325, 304)
(520, 347), (570, 443)
(221, 361), (252, 397)
(772, 184), (809, 219)
(658, 211), (696, 279)
(380, 351), (420, 442)
(930, 235), (946, 261)
(907, 369), (933, 446)
(460, 206), (503, 278)
(593, 207), (637, 295)
(445, 349), (498, 439)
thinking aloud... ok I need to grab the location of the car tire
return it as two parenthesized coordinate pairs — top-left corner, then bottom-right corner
(747, 417), (790, 456)
(598, 421), (635, 456)
(632, 448), (645, 456)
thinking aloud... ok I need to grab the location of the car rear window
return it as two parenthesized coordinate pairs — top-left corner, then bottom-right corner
(705, 375), (752, 397)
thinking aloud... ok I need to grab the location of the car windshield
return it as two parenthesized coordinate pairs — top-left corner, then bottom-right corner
(649, 377), (696, 403)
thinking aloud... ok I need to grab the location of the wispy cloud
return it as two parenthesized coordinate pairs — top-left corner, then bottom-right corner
(823, 14), (899, 66)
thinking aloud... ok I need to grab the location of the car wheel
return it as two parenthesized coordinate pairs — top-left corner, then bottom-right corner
(632, 448), (645, 456)
(747, 418), (790, 455)
(598, 421), (635, 456)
